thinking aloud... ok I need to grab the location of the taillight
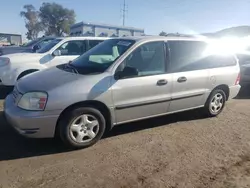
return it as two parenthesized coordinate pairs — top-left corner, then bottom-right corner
(235, 73), (240, 85)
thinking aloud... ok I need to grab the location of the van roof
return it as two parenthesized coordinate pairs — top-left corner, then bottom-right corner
(56, 36), (110, 40)
(117, 35), (208, 42)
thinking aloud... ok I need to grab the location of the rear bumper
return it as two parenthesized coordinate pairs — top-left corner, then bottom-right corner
(4, 94), (61, 138)
(229, 85), (241, 99)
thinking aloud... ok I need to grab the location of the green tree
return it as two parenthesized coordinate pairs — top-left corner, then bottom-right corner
(159, 31), (167, 36)
(20, 5), (42, 40)
(39, 2), (76, 36)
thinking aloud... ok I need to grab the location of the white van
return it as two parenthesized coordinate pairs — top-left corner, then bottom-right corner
(0, 37), (108, 86)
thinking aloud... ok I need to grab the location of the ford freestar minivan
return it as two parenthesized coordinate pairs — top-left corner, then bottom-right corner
(4, 36), (241, 149)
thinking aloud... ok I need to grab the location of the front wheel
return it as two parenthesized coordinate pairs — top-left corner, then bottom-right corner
(204, 89), (226, 117)
(59, 107), (106, 149)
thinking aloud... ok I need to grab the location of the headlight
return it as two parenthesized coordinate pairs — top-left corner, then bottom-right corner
(18, 92), (48, 111)
(0, 57), (10, 67)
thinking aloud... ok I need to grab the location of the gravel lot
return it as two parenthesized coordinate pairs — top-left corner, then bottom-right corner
(1, 86), (250, 188)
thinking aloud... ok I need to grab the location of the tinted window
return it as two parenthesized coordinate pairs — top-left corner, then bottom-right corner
(117, 41), (166, 78)
(88, 40), (104, 50)
(168, 40), (236, 72)
(37, 38), (55, 49)
(57, 40), (86, 56)
(23, 38), (41, 47)
(37, 39), (62, 53)
(237, 54), (250, 65)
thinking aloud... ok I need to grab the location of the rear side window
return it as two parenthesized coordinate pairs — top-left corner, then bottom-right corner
(88, 40), (104, 50)
(57, 40), (87, 56)
(168, 40), (236, 72)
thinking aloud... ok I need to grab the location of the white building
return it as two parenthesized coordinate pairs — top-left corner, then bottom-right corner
(70, 21), (144, 37)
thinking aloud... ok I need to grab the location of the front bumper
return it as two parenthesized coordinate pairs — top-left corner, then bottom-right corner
(4, 94), (61, 138)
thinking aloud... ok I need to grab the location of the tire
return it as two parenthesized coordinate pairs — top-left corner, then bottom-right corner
(17, 70), (38, 80)
(59, 107), (106, 149)
(204, 89), (227, 117)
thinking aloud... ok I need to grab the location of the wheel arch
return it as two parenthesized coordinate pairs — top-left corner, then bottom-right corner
(17, 69), (40, 80)
(212, 84), (230, 100)
(55, 100), (113, 137)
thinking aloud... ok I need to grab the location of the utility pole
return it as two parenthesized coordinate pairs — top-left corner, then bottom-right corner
(122, 0), (127, 26)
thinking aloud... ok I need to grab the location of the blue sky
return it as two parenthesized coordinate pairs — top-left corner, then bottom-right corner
(1, 0), (250, 40)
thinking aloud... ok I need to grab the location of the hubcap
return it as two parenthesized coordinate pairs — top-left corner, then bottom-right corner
(209, 93), (224, 113)
(69, 114), (99, 143)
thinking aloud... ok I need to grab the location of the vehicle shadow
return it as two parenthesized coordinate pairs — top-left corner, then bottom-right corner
(0, 108), (206, 161)
(235, 84), (250, 99)
(0, 86), (13, 100)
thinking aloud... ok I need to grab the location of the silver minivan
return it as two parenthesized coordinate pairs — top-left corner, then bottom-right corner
(4, 36), (241, 149)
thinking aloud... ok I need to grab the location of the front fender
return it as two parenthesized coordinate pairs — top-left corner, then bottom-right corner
(2, 63), (47, 86)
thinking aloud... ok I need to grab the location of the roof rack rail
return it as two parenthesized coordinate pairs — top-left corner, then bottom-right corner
(165, 33), (200, 37)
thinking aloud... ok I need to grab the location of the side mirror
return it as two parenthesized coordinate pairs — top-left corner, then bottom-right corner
(52, 50), (61, 56)
(32, 45), (40, 52)
(115, 66), (139, 80)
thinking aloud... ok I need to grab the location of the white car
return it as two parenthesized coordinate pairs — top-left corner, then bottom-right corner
(0, 37), (108, 86)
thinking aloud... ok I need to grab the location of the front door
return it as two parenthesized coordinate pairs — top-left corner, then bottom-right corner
(47, 40), (87, 67)
(167, 40), (209, 112)
(111, 41), (173, 124)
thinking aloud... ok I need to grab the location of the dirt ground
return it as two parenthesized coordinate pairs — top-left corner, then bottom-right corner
(1, 86), (250, 188)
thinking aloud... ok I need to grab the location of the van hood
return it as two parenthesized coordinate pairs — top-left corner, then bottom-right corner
(2, 53), (43, 63)
(16, 66), (110, 94)
(0, 46), (32, 56)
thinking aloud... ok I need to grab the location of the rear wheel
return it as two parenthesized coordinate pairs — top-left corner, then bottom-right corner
(59, 107), (106, 149)
(204, 89), (226, 117)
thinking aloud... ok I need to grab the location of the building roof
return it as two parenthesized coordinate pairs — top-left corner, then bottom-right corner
(0, 33), (21, 37)
(71, 21), (144, 32)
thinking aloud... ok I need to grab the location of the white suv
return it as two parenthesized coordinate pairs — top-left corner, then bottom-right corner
(0, 37), (108, 86)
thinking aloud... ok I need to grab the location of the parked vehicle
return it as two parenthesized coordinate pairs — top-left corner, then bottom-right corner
(0, 36), (56, 56)
(4, 36), (241, 149)
(0, 37), (107, 86)
(236, 53), (250, 84)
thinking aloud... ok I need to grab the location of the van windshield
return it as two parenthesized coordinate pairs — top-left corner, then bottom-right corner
(22, 38), (41, 47)
(37, 39), (62, 53)
(70, 39), (135, 74)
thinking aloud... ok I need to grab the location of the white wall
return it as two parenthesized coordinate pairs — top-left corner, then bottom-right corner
(83, 25), (94, 36)
(95, 27), (115, 37)
(118, 30), (131, 37)
(134, 31), (144, 36)
(71, 27), (83, 36)
(71, 24), (145, 37)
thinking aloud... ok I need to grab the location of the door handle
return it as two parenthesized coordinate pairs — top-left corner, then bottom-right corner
(157, 79), (168, 86)
(177, 77), (187, 83)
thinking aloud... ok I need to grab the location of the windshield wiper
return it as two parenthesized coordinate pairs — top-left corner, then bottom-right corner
(64, 61), (79, 74)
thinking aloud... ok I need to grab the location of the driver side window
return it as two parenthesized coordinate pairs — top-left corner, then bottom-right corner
(56, 40), (86, 56)
(117, 41), (166, 79)
(38, 39), (54, 49)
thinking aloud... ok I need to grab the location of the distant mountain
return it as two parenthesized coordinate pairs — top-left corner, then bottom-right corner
(204, 26), (250, 38)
